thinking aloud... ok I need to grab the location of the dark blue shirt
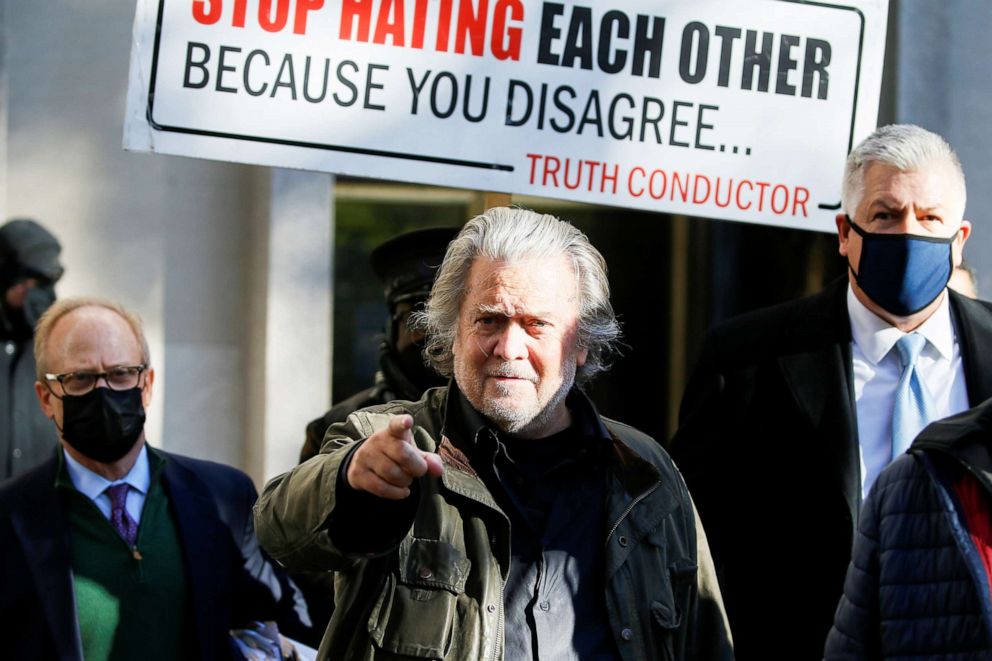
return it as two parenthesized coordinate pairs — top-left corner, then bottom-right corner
(449, 389), (620, 661)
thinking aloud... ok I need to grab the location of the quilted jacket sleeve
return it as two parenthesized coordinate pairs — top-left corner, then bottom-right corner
(824, 471), (885, 658)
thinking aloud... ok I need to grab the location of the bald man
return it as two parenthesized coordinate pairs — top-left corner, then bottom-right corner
(0, 297), (311, 659)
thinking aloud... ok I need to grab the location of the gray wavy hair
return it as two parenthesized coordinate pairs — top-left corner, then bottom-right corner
(842, 124), (966, 216)
(415, 207), (621, 383)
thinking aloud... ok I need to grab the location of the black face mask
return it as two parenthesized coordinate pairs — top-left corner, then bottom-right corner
(22, 284), (56, 328)
(0, 282), (56, 340)
(396, 342), (446, 391)
(61, 387), (146, 463)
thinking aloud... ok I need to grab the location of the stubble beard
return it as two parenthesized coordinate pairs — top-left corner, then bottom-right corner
(463, 358), (577, 438)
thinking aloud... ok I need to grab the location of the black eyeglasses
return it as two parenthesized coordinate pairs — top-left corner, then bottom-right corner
(44, 365), (147, 398)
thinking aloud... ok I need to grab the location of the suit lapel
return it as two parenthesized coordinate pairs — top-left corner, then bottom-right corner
(776, 280), (861, 522)
(949, 291), (992, 406)
(160, 454), (224, 661)
(10, 459), (84, 661)
(773, 287), (992, 527)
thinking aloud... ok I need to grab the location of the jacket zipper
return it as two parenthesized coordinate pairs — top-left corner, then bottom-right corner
(492, 569), (506, 661)
(605, 481), (661, 546)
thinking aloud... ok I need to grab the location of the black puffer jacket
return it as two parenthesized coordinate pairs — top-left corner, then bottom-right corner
(825, 400), (992, 659)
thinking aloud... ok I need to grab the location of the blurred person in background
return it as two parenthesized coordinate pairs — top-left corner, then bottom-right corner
(294, 226), (458, 643)
(300, 226), (458, 460)
(949, 260), (979, 298)
(0, 218), (63, 481)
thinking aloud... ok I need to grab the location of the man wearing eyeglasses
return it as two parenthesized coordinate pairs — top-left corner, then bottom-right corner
(0, 297), (312, 659)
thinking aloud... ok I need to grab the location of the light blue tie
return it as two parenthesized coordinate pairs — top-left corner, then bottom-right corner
(891, 333), (936, 459)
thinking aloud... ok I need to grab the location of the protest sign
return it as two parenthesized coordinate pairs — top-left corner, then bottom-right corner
(125, 0), (888, 231)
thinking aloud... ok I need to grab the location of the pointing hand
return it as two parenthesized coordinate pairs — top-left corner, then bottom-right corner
(346, 414), (444, 499)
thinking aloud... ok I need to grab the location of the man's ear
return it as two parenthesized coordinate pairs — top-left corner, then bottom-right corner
(141, 367), (155, 409)
(35, 380), (56, 419)
(836, 213), (852, 257)
(953, 220), (972, 265)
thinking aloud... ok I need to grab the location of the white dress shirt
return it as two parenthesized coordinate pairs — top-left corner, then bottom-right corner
(849, 286), (969, 497)
(62, 443), (150, 525)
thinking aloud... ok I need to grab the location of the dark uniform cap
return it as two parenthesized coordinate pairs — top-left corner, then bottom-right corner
(370, 227), (460, 306)
(0, 219), (64, 283)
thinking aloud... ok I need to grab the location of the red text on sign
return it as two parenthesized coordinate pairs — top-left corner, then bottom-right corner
(339, 0), (523, 60)
(526, 154), (619, 194)
(193, 0), (325, 35)
(524, 153), (811, 219)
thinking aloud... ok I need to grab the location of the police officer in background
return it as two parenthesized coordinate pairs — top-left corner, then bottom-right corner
(292, 226), (458, 645)
(0, 219), (63, 481)
(300, 226), (458, 462)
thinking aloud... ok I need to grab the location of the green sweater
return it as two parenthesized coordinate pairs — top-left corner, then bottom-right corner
(58, 452), (196, 661)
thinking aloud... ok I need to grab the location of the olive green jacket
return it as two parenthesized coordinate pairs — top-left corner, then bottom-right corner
(255, 388), (733, 660)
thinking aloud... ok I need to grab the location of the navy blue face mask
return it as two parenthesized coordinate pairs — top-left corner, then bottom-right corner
(846, 215), (957, 317)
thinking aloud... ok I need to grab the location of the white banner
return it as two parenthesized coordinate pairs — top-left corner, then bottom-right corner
(125, 0), (888, 231)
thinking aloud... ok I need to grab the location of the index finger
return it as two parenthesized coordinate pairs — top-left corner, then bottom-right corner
(386, 414), (414, 443)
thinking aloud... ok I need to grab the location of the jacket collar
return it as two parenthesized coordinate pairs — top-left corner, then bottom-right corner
(911, 397), (992, 468)
(911, 397), (992, 502)
(605, 430), (664, 502)
(441, 381), (611, 447)
(436, 382), (611, 508)
(430, 383), (681, 582)
(435, 382), (656, 508)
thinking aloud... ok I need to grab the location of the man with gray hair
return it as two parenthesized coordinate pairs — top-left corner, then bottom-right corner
(255, 207), (734, 660)
(669, 123), (992, 659)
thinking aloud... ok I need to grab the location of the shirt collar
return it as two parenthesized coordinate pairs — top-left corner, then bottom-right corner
(847, 283), (956, 364)
(61, 443), (151, 500)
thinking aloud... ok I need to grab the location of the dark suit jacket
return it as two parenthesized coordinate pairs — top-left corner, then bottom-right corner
(0, 446), (311, 660)
(667, 279), (992, 660)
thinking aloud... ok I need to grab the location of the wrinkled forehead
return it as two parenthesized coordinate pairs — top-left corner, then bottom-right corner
(461, 254), (580, 318)
(47, 307), (143, 370)
(861, 159), (967, 214)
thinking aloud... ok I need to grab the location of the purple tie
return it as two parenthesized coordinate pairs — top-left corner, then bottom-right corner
(106, 484), (138, 547)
